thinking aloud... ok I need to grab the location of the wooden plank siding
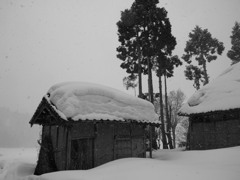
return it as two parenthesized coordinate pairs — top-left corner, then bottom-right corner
(188, 114), (240, 150)
(114, 123), (132, 159)
(36, 121), (147, 174)
(131, 124), (146, 157)
(94, 123), (114, 167)
(65, 121), (146, 169)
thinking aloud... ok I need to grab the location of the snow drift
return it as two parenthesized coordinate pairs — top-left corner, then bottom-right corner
(179, 62), (240, 115)
(46, 81), (159, 124)
(1, 147), (240, 180)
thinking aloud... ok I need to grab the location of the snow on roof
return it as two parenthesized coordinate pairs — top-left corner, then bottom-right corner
(45, 81), (159, 124)
(179, 62), (240, 115)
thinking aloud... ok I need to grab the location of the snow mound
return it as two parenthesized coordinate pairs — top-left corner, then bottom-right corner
(179, 62), (240, 115)
(0, 148), (37, 180)
(1, 147), (240, 180)
(46, 81), (159, 124)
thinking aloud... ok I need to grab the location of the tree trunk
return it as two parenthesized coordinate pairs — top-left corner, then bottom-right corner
(147, 58), (154, 103)
(202, 59), (209, 85)
(164, 74), (173, 149)
(158, 67), (168, 149)
(148, 57), (157, 152)
(172, 125), (176, 149)
(137, 45), (143, 97)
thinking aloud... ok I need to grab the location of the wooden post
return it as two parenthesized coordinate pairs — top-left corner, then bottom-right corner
(149, 125), (152, 158)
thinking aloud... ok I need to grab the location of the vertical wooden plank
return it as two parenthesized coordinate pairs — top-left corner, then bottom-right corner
(149, 125), (152, 158)
(62, 126), (67, 170)
(131, 124), (145, 157)
(114, 123), (131, 159)
(143, 125), (146, 158)
(70, 138), (93, 170)
(56, 126), (59, 148)
(66, 128), (71, 170)
(55, 126), (66, 171)
(49, 126), (51, 137)
(94, 123), (114, 167)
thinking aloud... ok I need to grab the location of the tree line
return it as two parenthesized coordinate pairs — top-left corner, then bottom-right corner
(116, 0), (240, 149)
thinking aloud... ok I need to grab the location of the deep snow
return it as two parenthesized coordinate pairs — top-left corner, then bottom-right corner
(0, 146), (240, 180)
(46, 81), (159, 124)
(179, 62), (240, 115)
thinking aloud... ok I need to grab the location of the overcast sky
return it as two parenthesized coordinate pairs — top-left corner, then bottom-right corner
(0, 0), (239, 114)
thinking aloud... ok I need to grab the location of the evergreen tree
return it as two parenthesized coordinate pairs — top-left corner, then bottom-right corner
(182, 26), (225, 86)
(117, 0), (178, 149)
(163, 55), (182, 149)
(227, 22), (240, 65)
(117, 0), (159, 98)
(117, 9), (143, 97)
(151, 6), (177, 149)
(184, 65), (204, 90)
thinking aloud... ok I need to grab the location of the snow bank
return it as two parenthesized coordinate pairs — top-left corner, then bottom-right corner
(0, 148), (37, 180)
(179, 62), (240, 115)
(46, 81), (159, 124)
(1, 147), (240, 180)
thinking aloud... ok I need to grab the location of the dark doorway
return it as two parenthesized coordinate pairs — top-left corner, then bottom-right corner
(70, 138), (93, 170)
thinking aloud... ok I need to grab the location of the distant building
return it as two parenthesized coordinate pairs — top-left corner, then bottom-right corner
(179, 63), (240, 150)
(30, 82), (159, 175)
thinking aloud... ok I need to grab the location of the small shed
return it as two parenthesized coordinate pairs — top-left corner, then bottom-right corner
(179, 63), (240, 150)
(30, 82), (159, 175)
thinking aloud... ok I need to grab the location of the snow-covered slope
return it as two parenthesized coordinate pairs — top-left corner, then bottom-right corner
(179, 62), (240, 115)
(0, 147), (240, 180)
(46, 81), (159, 124)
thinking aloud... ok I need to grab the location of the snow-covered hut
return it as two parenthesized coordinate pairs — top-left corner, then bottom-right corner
(179, 63), (240, 150)
(30, 82), (159, 175)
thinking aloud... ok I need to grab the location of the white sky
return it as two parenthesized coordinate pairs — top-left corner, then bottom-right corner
(0, 0), (239, 114)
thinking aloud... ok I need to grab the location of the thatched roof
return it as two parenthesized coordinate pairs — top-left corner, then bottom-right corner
(179, 62), (240, 116)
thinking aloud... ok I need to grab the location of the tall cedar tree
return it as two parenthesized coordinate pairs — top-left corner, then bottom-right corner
(117, 0), (159, 98)
(227, 22), (240, 65)
(155, 55), (182, 149)
(163, 55), (182, 149)
(182, 26), (225, 87)
(151, 6), (177, 149)
(117, 0), (178, 149)
(117, 9), (143, 97)
(117, 0), (160, 156)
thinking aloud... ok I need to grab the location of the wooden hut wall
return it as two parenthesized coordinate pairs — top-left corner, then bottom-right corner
(94, 123), (114, 167)
(189, 112), (240, 150)
(34, 125), (51, 175)
(131, 124), (146, 158)
(49, 125), (68, 170)
(66, 121), (146, 170)
(68, 122), (95, 170)
(35, 125), (65, 175)
(114, 123), (132, 159)
(36, 121), (147, 174)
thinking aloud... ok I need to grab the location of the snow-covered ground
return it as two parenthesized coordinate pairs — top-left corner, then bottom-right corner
(0, 146), (239, 180)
